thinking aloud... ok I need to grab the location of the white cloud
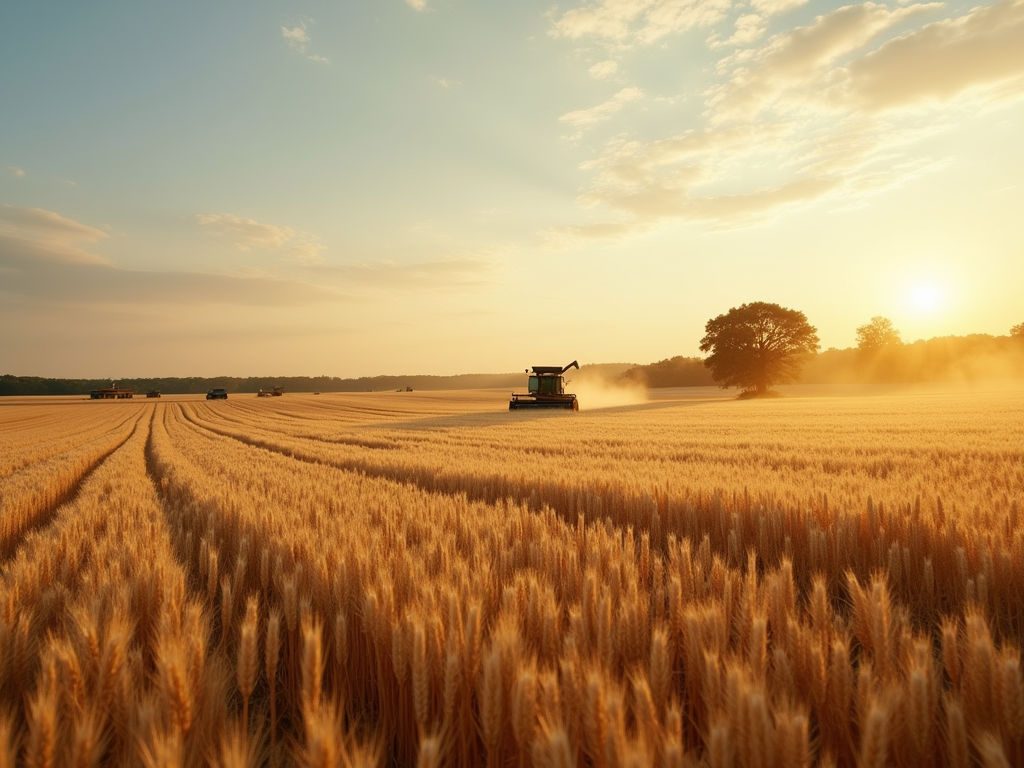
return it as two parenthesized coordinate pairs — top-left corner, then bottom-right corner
(197, 213), (326, 264)
(549, 0), (1024, 241)
(0, 205), (111, 265)
(727, 14), (767, 46)
(709, 12), (767, 48)
(559, 87), (644, 135)
(588, 60), (619, 79)
(750, 0), (809, 17)
(839, 0), (1024, 112)
(550, 0), (733, 47)
(281, 25), (310, 50)
(10, 167), (25, 178)
(406, 0), (428, 10)
(431, 76), (461, 89)
(281, 21), (330, 63)
(708, 3), (943, 122)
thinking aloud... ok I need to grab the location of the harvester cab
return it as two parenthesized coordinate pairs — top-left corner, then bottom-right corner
(509, 361), (580, 411)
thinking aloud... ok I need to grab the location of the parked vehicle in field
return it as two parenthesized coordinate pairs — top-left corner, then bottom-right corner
(206, 388), (228, 400)
(146, 390), (161, 398)
(509, 361), (579, 411)
(89, 382), (134, 399)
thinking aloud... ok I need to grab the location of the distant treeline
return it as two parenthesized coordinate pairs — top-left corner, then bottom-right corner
(620, 356), (716, 387)
(0, 372), (524, 397)
(5, 334), (1022, 396)
(620, 334), (1024, 387)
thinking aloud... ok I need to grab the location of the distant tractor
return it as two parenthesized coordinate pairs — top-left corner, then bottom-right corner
(146, 390), (161, 398)
(89, 382), (134, 399)
(258, 386), (284, 398)
(509, 361), (579, 411)
(207, 388), (228, 400)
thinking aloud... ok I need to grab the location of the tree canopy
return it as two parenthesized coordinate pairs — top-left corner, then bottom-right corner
(1011, 322), (1024, 339)
(699, 302), (820, 394)
(856, 316), (902, 350)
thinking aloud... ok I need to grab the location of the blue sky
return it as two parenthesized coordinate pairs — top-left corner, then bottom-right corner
(2, 0), (1022, 377)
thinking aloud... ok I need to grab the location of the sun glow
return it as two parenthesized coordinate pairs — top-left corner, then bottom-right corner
(910, 282), (945, 312)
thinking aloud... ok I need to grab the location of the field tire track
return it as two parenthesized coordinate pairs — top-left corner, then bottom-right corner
(146, 404), (344, 745)
(145, 405), (275, 652)
(0, 410), (146, 565)
(143, 404), (214, 606)
(176, 405), (670, 549)
(176, 405), (853, 597)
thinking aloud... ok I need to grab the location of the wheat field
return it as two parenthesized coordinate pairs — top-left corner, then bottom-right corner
(0, 385), (1022, 768)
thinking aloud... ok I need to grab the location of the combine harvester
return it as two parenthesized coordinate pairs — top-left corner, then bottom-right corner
(509, 361), (580, 411)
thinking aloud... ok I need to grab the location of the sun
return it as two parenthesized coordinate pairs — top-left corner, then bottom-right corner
(909, 281), (945, 312)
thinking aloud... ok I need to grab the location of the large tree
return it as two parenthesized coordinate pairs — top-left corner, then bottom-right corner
(856, 316), (902, 350)
(700, 302), (820, 394)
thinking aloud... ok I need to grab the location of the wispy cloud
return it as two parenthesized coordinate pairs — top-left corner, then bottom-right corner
(559, 86), (644, 137)
(406, 0), (428, 11)
(431, 76), (461, 89)
(707, 3), (943, 122)
(3, 263), (339, 307)
(281, 21), (331, 64)
(281, 25), (310, 49)
(549, 0), (733, 47)
(197, 213), (326, 264)
(0, 206), (335, 307)
(838, 0), (1024, 112)
(10, 166), (25, 178)
(548, 0), (1024, 242)
(0, 204), (110, 265)
(714, 13), (767, 47)
(588, 60), (619, 79)
(319, 256), (499, 291)
(750, 0), (809, 18)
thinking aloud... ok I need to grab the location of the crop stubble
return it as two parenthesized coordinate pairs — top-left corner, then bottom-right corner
(0, 386), (1022, 767)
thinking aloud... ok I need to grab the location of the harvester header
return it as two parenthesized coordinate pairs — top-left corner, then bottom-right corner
(509, 361), (580, 411)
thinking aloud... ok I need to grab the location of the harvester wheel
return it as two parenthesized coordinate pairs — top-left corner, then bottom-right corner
(572, 400), (579, 412)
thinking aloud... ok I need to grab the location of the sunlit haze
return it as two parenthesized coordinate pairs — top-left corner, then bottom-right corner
(2, 0), (1022, 377)
(910, 282), (944, 312)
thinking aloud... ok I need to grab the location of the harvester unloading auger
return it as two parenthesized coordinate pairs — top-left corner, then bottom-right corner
(509, 361), (579, 411)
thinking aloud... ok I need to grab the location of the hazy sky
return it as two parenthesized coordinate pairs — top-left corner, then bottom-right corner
(2, 0), (1022, 377)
